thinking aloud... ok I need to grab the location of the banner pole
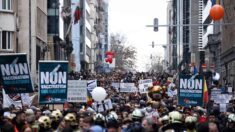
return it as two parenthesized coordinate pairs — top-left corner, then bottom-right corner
(20, 94), (24, 109)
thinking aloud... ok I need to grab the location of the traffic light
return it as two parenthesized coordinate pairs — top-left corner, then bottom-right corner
(153, 18), (158, 32)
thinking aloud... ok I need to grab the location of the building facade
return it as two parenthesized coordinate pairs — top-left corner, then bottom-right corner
(0, 0), (47, 83)
(167, 0), (208, 73)
(220, 0), (235, 88)
(80, 0), (109, 73)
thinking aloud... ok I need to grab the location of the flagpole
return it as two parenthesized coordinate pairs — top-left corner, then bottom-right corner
(20, 93), (24, 110)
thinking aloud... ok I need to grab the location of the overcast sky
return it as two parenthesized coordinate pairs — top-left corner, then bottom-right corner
(109, 0), (168, 71)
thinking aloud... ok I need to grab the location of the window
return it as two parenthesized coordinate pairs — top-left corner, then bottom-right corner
(0, 0), (12, 11)
(0, 31), (12, 50)
(47, 16), (59, 35)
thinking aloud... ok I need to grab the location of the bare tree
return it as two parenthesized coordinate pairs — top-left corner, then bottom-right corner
(148, 54), (163, 72)
(110, 33), (137, 70)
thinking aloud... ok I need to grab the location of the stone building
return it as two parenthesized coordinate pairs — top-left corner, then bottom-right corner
(220, 0), (235, 88)
(0, 0), (47, 83)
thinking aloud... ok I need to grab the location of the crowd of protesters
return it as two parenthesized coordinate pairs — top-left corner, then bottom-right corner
(0, 70), (235, 132)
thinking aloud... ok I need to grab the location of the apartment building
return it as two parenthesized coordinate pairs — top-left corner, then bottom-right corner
(79, 0), (109, 73)
(220, 0), (235, 88)
(166, 0), (174, 72)
(167, 0), (209, 73)
(0, 0), (47, 83)
(168, 0), (197, 70)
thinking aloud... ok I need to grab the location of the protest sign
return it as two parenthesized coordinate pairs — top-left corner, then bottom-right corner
(178, 74), (204, 107)
(139, 79), (153, 93)
(87, 80), (97, 92)
(67, 80), (87, 103)
(210, 88), (222, 101)
(39, 61), (68, 104)
(0, 53), (34, 93)
(119, 83), (137, 93)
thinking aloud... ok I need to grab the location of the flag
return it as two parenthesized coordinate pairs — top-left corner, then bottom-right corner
(87, 89), (93, 106)
(211, 0), (216, 6)
(203, 77), (209, 104)
(74, 5), (81, 24)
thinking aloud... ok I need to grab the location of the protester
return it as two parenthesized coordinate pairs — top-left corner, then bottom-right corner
(12, 110), (27, 132)
(38, 115), (52, 132)
(0, 70), (234, 132)
(20, 124), (33, 132)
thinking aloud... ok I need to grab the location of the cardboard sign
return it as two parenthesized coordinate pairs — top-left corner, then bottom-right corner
(87, 80), (97, 92)
(67, 80), (87, 103)
(120, 83), (137, 93)
(92, 99), (113, 112)
(210, 88), (221, 101)
(139, 79), (153, 93)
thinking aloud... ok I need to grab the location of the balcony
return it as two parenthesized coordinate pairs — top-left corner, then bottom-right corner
(202, 0), (212, 23)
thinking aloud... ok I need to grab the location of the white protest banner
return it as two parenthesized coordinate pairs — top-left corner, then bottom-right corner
(167, 83), (177, 97)
(139, 79), (153, 93)
(220, 103), (227, 112)
(87, 80), (97, 92)
(103, 99), (113, 110)
(67, 80), (87, 103)
(210, 88), (221, 101)
(167, 89), (175, 97)
(21, 93), (31, 106)
(167, 77), (174, 83)
(228, 87), (233, 93)
(120, 83), (137, 93)
(215, 94), (232, 104)
(111, 83), (120, 90)
(92, 99), (113, 112)
(3, 89), (36, 108)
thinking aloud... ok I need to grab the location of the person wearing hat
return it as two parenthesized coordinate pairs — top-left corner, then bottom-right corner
(92, 113), (106, 131)
(161, 111), (186, 132)
(38, 115), (53, 132)
(25, 108), (39, 132)
(50, 109), (63, 131)
(63, 113), (79, 131)
(3, 111), (16, 122)
(125, 109), (145, 132)
(158, 114), (169, 132)
(106, 111), (119, 132)
(25, 109), (35, 125)
(222, 113), (235, 132)
(185, 116), (197, 132)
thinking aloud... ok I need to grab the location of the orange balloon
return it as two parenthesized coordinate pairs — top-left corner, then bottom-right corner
(209, 4), (224, 21)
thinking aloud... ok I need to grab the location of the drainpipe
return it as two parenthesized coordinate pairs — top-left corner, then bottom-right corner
(16, 0), (19, 52)
(29, 0), (31, 69)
